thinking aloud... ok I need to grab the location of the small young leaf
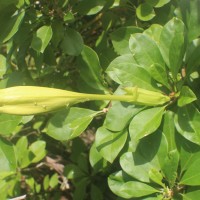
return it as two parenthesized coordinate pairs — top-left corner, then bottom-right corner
(178, 86), (197, 107)
(31, 26), (53, 53)
(149, 168), (165, 187)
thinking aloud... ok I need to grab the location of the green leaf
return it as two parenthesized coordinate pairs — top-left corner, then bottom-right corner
(178, 86), (197, 107)
(136, 3), (155, 21)
(129, 107), (165, 142)
(106, 54), (158, 91)
(108, 171), (158, 198)
(174, 104), (200, 145)
(175, 0), (200, 42)
(120, 131), (168, 183)
(129, 33), (165, 70)
(0, 114), (22, 136)
(15, 136), (29, 168)
(89, 143), (108, 172)
(110, 26), (142, 55)
(159, 18), (186, 79)
(0, 138), (17, 177)
(91, 184), (103, 200)
(29, 141), (46, 163)
(95, 126), (127, 163)
(104, 93), (143, 131)
(149, 63), (170, 89)
(31, 26), (53, 53)
(49, 173), (59, 189)
(180, 158), (200, 185)
(149, 168), (165, 187)
(43, 175), (50, 190)
(185, 38), (200, 73)
(0, 9), (25, 43)
(61, 28), (83, 56)
(162, 111), (177, 151)
(0, 54), (7, 78)
(143, 24), (163, 43)
(147, 0), (170, 8)
(77, 45), (108, 92)
(162, 150), (179, 187)
(47, 108), (98, 140)
(183, 190), (200, 200)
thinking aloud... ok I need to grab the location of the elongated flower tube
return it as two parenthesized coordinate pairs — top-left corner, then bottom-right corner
(0, 86), (170, 115)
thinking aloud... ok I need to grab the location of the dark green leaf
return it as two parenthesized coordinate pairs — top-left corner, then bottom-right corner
(129, 107), (165, 142)
(61, 28), (83, 56)
(175, 0), (200, 42)
(110, 26), (142, 55)
(136, 3), (155, 21)
(77, 45), (108, 92)
(174, 104), (200, 145)
(95, 126), (127, 163)
(0, 9), (25, 43)
(178, 86), (197, 107)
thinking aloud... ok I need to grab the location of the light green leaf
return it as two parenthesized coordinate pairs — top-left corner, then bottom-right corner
(95, 126), (127, 163)
(49, 173), (59, 188)
(77, 45), (108, 92)
(129, 107), (165, 142)
(183, 190), (200, 200)
(61, 28), (83, 56)
(180, 158), (200, 185)
(136, 3), (155, 21)
(143, 24), (163, 43)
(106, 54), (158, 91)
(31, 25), (53, 53)
(0, 114), (22, 136)
(174, 104), (200, 145)
(178, 86), (197, 107)
(47, 108), (98, 140)
(29, 141), (46, 163)
(149, 168), (165, 187)
(0, 138), (17, 177)
(159, 18), (186, 79)
(110, 26), (142, 55)
(129, 33), (165, 70)
(0, 54), (7, 78)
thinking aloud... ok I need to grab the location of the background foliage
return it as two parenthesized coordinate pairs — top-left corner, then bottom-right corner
(1, 0), (200, 199)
